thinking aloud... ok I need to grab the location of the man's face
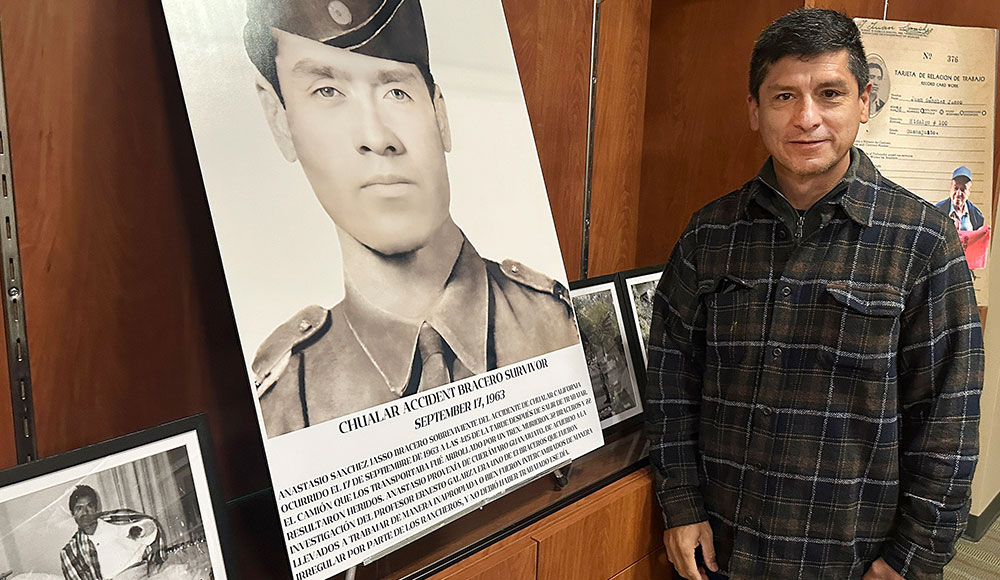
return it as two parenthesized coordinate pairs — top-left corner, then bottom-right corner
(951, 178), (971, 213)
(268, 30), (452, 256)
(71, 495), (100, 534)
(869, 65), (882, 96)
(749, 50), (870, 184)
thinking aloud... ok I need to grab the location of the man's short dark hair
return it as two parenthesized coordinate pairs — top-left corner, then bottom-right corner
(68, 485), (98, 512)
(247, 32), (436, 106)
(749, 8), (868, 101)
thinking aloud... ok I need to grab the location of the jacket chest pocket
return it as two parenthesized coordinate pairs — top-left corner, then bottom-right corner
(703, 276), (754, 365)
(819, 282), (904, 379)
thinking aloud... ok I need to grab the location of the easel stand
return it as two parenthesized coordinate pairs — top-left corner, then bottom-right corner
(551, 460), (573, 489)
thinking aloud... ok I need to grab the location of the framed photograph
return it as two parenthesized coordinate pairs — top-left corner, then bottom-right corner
(0, 415), (233, 580)
(570, 275), (643, 429)
(621, 265), (665, 368)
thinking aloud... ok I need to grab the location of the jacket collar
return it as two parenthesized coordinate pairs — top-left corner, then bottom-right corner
(343, 235), (488, 393)
(741, 147), (877, 227)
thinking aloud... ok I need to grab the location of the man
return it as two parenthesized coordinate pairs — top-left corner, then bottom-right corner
(647, 9), (981, 580)
(935, 166), (984, 232)
(243, 0), (578, 437)
(60, 485), (165, 580)
(868, 60), (886, 116)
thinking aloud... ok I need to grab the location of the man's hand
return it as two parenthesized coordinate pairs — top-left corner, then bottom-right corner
(663, 521), (718, 580)
(862, 557), (905, 580)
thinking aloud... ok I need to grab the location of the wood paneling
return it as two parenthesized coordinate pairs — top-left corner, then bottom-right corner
(532, 469), (662, 580)
(588, 0), (653, 277)
(610, 548), (672, 580)
(804, 0), (885, 18)
(0, 0), (267, 496)
(504, 0), (593, 279)
(636, 0), (802, 267)
(427, 536), (537, 580)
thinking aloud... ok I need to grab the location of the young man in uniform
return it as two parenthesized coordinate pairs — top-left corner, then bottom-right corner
(243, 0), (578, 437)
(647, 9), (982, 580)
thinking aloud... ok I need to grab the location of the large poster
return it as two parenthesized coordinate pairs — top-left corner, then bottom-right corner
(855, 19), (998, 305)
(160, 0), (603, 576)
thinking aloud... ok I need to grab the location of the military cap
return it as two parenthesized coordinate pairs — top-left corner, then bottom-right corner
(244, 0), (430, 76)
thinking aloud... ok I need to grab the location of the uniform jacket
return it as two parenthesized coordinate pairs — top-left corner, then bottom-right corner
(254, 236), (578, 437)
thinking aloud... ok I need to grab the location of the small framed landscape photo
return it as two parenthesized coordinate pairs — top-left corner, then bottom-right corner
(570, 275), (643, 429)
(621, 265), (665, 368)
(0, 415), (233, 580)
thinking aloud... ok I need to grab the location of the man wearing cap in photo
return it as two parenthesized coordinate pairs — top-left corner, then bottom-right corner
(243, 0), (579, 437)
(936, 166), (984, 232)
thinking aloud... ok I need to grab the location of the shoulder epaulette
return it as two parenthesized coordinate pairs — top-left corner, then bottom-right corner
(252, 305), (330, 397)
(500, 259), (572, 311)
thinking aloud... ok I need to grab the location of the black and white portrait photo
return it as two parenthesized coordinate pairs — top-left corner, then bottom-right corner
(570, 280), (642, 429)
(867, 53), (889, 118)
(0, 419), (230, 580)
(163, 1), (604, 573)
(162, 0), (584, 439)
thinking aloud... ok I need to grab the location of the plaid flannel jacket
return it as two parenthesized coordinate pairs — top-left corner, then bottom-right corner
(646, 149), (982, 580)
(60, 529), (102, 580)
(60, 510), (165, 580)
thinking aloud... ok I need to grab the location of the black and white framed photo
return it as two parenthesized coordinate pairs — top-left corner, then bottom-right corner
(621, 265), (664, 368)
(0, 416), (233, 580)
(570, 275), (643, 429)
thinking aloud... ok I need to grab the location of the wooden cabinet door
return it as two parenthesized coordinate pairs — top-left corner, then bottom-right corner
(610, 547), (673, 580)
(531, 469), (663, 580)
(427, 535), (538, 580)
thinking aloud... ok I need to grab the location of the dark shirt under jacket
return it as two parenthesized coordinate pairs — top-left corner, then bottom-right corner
(646, 148), (982, 579)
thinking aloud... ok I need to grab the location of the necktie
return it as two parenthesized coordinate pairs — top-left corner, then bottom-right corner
(402, 323), (452, 396)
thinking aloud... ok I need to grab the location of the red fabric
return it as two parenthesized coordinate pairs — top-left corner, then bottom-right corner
(959, 226), (990, 269)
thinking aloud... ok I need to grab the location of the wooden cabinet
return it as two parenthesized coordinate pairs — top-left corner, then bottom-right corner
(611, 548), (671, 580)
(427, 536), (538, 580)
(427, 468), (673, 580)
(532, 469), (663, 580)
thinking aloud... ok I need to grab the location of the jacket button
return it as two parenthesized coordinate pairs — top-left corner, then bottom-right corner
(772, 347), (782, 358)
(781, 286), (792, 297)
